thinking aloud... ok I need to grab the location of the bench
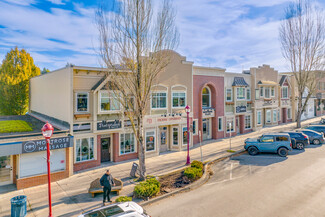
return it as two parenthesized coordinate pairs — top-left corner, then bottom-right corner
(88, 178), (123, 198)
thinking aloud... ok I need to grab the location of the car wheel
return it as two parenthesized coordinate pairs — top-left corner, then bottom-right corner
(278, 147), (288, 157)
(313, 139), (320, 145)
(296, 142), (304, 150)
(248, 146), (259, 156)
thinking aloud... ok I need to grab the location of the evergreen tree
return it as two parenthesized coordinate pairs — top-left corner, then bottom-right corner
(41, 67), (50, 74)
(0, 47), (40, 115)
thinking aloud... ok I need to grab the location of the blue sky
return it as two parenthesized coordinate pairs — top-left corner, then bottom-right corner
(0, 0), (324, 72)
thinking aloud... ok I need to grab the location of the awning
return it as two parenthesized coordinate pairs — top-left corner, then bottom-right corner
(232, 77), (249, 87)
(257, 80), (278, 85)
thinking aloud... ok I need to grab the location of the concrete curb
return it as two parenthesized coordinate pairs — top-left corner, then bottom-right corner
(140, 149), (245, 207)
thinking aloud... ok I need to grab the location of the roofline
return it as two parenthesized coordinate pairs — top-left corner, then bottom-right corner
(193, 65), (226, 71)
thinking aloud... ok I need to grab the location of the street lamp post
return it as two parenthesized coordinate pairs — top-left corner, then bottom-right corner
(185, 105), (191, 165)
(42, 122), (54, 217)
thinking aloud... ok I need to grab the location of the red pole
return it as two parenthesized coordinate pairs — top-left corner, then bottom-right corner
(46, 138), (53, 217)
(186, 110), (190, 165)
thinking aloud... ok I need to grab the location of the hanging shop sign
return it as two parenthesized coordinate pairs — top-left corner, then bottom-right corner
(236, 105), (246, 113)
(202, 108), (215, 118)
(22, 136), (71, 153)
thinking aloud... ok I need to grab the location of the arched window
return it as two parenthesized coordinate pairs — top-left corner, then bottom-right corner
(202, 86), (211, 108)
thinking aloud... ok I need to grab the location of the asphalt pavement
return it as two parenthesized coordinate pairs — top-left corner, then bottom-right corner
(145, 144), (325, 217)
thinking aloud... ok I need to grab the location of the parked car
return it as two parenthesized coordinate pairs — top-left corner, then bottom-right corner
(296, 129), (325, 145)
(310, 118), (325, 125)
(78, 202), (150, 217)
(304, 125), (325, 134)
(244, 133), (292, 157)
(281, 131), (309, 150)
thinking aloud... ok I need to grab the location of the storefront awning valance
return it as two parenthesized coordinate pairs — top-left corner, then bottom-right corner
(257, 80), (278, 86)
(232, 77), (249, 87)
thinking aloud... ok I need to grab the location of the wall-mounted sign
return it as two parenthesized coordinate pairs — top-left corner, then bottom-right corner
(124, 120), (138, 128)
(22, 137), (71, 153)
(97, 120), (122, 131)
(236, 105), (246, 113)
(202, 108), (215, 118)
(263, 100), (273, 106)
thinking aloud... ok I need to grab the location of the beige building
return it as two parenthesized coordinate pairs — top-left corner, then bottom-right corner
(30, 51), (193, 172)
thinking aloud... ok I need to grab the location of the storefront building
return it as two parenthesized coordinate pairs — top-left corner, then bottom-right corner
(224, 73), (253, 136)
(192, 66), (225, 144)
(0, 115), (72, 189)
(30, 51), (193, 172)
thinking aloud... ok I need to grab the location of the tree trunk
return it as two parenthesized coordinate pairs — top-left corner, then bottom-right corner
(296, 96), (303, 128)
(138, 115), (146, 181)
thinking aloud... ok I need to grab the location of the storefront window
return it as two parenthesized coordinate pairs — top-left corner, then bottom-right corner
(257, 110), (262, 125)
(172, 92), (186, 108)
(100, 92), (120, 111)
(152, 92), (167, 109)
(226, 120), (234, 132)
(202, 87), (211, 107)
(183, 127), (189, 145)
(76, 93), (88, 112)
(245, 115), (251, 129)
(146, 131), (155, 151)
(0, 156), (11, 182)
(76, 137), (94, 162)
(266, 110), (271, 123)
(273, 110), (277, 122)
(173, 127), (178, 145)
(120, 133), (135, 154)
(236, 87), (245, 100)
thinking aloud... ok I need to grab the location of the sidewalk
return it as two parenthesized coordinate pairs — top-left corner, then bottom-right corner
(0, 116), (323, 217)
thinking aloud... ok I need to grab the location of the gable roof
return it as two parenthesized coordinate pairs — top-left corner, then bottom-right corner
(232, 77), (249, 87)
(279, 75), (287, 86)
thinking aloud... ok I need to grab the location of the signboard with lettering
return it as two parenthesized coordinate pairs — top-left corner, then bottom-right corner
(236, 105), (246, 113)
(22, 137), (71, 153)
(97, 120), (122, 131)
(202, 108), (215, 118)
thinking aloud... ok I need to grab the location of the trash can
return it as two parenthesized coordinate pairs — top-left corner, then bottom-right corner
(11, 195), (27, 217)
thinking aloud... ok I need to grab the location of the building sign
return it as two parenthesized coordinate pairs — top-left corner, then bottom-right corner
(124, 120), (138, 128)
(144, 114), (186, 126)
(236, 105), (246, 113)
(97, 120), (122, 131)
(22, 137), (71, 153)
(263, 100), (273, 106)
(202, 108), (215, 118)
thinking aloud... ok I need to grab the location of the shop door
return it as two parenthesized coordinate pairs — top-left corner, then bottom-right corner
(159, 127), (168, 153)
(0, 156), (12, 186)
(101, 138), (111, 162)
(202, 118), (211, 140)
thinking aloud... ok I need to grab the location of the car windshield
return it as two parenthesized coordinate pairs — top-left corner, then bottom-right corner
(84, 206), (124, 217)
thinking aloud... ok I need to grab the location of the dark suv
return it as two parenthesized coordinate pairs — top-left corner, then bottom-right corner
(305, 125), (325, 134)
(281, 131), (309, 150)
(296, 129), (325, 145)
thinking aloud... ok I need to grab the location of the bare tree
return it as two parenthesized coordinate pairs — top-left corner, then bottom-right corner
(279, 0), (325, 128)
(96, 0), (179, 180)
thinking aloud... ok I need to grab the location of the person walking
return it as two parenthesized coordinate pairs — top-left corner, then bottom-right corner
(100, 169), (115, 205)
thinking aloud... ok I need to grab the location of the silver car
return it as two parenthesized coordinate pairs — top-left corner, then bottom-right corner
(78, 202), (150, 217)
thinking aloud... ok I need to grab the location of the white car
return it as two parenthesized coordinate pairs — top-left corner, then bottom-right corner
(78, 202), (150, 217)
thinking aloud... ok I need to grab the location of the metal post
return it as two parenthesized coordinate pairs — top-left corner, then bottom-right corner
(199, 130), (203, 162)
(46, 139), (52, 217)
(229, 122), (232, 151)
(186, 109), (190, 165)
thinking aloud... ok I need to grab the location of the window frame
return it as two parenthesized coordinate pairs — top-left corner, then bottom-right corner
(99, 91), (121, 113)
(75, 137), (95, 163)
(75, 92), (89, 113)
(218, 117), (223, 131)
(226, 88), (233, 102)
(257, 110), (262, 125)
(287, 108), (292, 119)
(266, 110), (271, 123)
(151, 91), (167, 110)
(120, 132), (136, 155)
(271, 87), (275, 97)
(244, 115), (251, 129)
(202, 86), (211, 107)
(192, 119), (198, 135)
(246, 88), (251, 101)
(282, 86), (289, 99)
(172, 127), (179, 146)
(264, 87), (271, 99)
(236, 87), (246, 101)
(172, 91), (186, 108)
(226, 119), (235, 133)
(260, 87), (264, 97)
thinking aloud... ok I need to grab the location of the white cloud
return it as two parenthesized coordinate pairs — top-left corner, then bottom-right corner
(2, 0), (36, 6)
(47, 0), (66, 5)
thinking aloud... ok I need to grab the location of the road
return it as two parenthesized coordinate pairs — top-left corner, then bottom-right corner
(145, 144), (325, 217)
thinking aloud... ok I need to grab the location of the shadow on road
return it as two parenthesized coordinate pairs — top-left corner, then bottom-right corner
(231, 154), (287, 166)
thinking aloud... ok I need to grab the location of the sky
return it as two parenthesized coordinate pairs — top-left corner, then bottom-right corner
(0, 0), (324, 73)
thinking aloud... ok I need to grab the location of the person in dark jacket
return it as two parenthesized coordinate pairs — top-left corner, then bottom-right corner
(100, 169), (115, 204)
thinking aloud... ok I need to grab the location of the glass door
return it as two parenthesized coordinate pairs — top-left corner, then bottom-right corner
(202, 118), (211, 140)
(0, 156), (12, 186)
(101, 137), (111, 162)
